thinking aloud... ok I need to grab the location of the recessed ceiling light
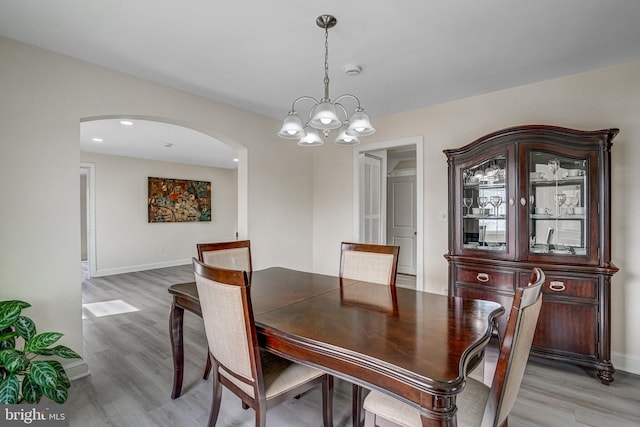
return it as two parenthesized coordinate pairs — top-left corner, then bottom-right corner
(119, 120), (134, 126)
(233, 158), (239, 162)
(91, 137), (104, 142)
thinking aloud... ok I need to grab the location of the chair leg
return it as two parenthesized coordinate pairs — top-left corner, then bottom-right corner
(203, 350), (212, 379)
(207, 371), (222, 427)
(364, 411), (401, 427)
(352, 384), (362, 427)
(363, 409), (375, 427)
(322, 375), (334, 427)
(255, 399), (267, 427)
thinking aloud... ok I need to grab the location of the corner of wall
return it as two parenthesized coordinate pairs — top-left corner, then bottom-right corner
(66, 359), (90, 381)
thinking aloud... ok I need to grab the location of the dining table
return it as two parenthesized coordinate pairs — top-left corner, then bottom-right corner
(168, 267), (504, 427)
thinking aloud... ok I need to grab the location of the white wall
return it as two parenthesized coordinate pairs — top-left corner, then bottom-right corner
(80, 152), (237, 275)
(312, 60), (640, 375)
(0, 36), (314, 378)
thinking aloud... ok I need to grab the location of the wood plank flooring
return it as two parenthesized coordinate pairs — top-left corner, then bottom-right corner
(70, 264), (640, 426)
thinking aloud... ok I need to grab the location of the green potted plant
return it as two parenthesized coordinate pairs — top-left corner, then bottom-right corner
(0, 300), (81, 404)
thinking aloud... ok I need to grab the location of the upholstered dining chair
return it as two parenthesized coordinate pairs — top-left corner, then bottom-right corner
(340, 242), (400, 287)
(361, 267), (545, 427)
(193, 258), (334, 427)
(197, 240), (252, 272)
(196, 240), (253, 380)
(339, 242), (400, 427)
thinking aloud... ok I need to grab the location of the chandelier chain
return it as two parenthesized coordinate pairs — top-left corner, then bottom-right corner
(323, 25), (330, 100)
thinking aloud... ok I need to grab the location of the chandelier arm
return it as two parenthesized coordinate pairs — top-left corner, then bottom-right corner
(290, 95), (320, 112)
(334, 94), (362, 109)
(334, 102), (349, 121)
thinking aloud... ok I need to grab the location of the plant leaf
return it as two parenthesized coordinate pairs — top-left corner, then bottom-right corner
(0, 373), (20, 404)
(28, 361), (58, 389)
(0, 349), (29, 373)
(24, 332), (63, 354)
(21, 375), (42, 404)
(48, 345), (81, 359)
(0, 301), (30, 330)
(0, 329), (18, 343)
(0, 335), (16, 350)
(0, 300), (29, 309)
(47, 360), (70, 388)
(15, 316), (36, 342)
(41, 382), (68, 404)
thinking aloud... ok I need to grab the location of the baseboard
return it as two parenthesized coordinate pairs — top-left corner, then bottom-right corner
(613, 351), (640, 376)
(93, 259), (191, 277)
(65, 359), (90, 381)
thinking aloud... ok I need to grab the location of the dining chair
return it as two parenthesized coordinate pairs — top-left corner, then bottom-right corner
(339, 242), (400, 427)
(361, 267), (545, 427)
(193, 258), (334, 427)
(197, 240), (252, 380)
(197, 240), (252, 273)
(340, 242), (400, 286)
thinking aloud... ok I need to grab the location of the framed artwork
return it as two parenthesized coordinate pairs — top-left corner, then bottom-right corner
(148, 177), (211, 223)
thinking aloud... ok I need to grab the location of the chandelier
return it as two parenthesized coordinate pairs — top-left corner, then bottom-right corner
(277, 15), (375, 147)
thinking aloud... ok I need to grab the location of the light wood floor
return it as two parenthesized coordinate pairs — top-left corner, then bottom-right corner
(70, 264), (640, 426)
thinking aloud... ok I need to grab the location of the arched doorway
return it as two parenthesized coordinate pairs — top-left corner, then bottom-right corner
(80, 116), (248, 277)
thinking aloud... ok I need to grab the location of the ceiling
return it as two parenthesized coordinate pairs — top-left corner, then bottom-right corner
(3, 1), (640, 167)
(80, 118), (239, 169)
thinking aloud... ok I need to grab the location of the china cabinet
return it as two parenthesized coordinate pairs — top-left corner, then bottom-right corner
(444, 125), (618, 384)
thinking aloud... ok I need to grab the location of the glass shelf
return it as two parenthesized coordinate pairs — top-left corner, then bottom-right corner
(531, 214), (585, 220)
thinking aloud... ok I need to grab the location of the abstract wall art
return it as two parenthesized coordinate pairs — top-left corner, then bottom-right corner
(148, 177), (211, 223)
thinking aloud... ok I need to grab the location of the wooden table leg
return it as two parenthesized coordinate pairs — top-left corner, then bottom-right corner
(418, 395), (457, 427)
(419, 413), (456, 427)
(352, 384), (362, 427)
(170, 301), (185, 399)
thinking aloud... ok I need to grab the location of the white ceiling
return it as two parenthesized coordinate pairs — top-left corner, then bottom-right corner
(3, 1), (640, 167)
(80, 118), (239, 169)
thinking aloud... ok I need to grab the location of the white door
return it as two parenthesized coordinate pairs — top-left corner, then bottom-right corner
(387, 174), (417, 275)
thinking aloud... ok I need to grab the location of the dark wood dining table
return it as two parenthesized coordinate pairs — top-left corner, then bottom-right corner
(168, 267), (503, 427)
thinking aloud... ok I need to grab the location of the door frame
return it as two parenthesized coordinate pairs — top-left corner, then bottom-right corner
(352, 136), (424, 291)
(80, 162), (97, 278)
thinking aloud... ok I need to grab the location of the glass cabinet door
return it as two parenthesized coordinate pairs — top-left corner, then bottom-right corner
(461, 155), (507, 252)
(527, 151), (588, 256)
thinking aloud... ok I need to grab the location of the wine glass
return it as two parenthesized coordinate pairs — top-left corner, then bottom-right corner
(489, 195), (503, 217)
(565, 196), (576, 214)
(477, 196), (489, 216)
(463, 197), (473, 216)
(554, 193), (566, 216)
(548, 159), (559, 179)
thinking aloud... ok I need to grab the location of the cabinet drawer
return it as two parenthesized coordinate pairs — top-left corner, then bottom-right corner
(456, 267), (515, 291)
(541, 276), (597, 300)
